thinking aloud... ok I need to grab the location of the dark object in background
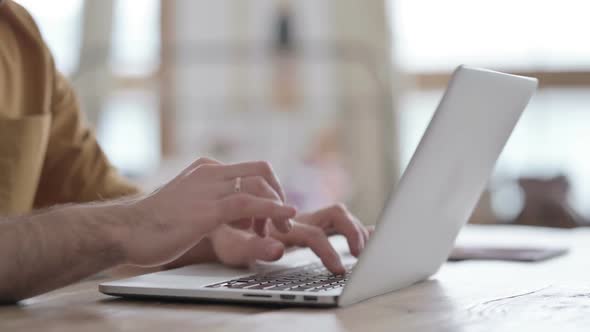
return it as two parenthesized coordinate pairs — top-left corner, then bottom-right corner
(270, 2), (300, 111)
(512, 175), (585, 228)
(274, 3), (295, 53)
(449, 245), (569, 262)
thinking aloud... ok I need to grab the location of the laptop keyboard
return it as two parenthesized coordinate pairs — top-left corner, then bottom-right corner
(205, 262), (354, 292)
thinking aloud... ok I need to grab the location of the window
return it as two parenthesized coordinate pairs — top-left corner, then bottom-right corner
(110, 0), (161, 76)
(97, 90), (160, 175)
(389, 0), (590, 71)
(15, 0), (84, 75)
(390, 0), (590, 219)
(100, 0), (162, 175)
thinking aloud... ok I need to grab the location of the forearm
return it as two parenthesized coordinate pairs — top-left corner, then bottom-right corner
(0, 201), (132, 303)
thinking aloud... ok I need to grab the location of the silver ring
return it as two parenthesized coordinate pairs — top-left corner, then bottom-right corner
(234, 177), (242, 193)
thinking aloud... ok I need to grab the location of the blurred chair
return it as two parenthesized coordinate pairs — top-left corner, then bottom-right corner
(513, 175), (586, 228)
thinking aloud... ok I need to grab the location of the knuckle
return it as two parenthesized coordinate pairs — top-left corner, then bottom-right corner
(256, 161), (273, 174)
(195, 157), (213, 165)
(190, 157), (219, 170)
(335, 202), (347, 211)
(332, 203), (348, 216)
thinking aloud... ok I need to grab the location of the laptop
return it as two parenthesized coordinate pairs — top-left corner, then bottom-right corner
(99, 66), (538, 307)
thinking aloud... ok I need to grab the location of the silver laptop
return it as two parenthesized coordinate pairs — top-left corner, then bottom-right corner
(100, 66), (537, 307)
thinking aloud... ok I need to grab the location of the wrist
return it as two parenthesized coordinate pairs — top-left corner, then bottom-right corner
(41, 202), (133, 269)
(97, 197), (147, 266)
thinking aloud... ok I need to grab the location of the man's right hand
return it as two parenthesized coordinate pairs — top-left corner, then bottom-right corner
(113, 158), (297, 268)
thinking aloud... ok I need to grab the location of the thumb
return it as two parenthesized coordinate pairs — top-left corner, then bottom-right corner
(211, 226), (285, 267)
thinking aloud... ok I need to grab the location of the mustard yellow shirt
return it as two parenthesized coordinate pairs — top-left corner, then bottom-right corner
(0, 0), (138, 215)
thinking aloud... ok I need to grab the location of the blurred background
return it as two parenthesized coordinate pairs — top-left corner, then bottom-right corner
(16, 0), (590, 228)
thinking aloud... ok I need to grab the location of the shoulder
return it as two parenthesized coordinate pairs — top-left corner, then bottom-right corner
(2, 0), (46, 44)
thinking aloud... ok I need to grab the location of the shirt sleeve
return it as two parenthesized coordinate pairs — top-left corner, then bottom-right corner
(33, 71), (141, 208)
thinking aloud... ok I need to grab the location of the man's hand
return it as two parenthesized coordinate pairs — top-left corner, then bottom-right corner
(115, 158), (296, 267)
(164, 204), (370, 275)
(0, 157), (296, 302)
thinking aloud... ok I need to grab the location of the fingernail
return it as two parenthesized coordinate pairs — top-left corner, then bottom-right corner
(265, 242), (283, 260)
(282, 206), (297, 217)
(286, 219), (294, 231)
(328, 259), (346, 275)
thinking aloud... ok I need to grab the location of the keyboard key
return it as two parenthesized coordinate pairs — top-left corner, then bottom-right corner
(266, 284), (293, 290)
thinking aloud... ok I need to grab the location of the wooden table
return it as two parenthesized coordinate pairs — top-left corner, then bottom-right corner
(1, 225), (589, 332)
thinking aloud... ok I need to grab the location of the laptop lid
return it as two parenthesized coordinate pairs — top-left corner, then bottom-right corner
(339, 66), (538, 306)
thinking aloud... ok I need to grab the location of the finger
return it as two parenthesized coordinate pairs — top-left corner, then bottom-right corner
(211, 226), (285, 266)
(252, 218), (268, 237)
(352, 218), (369, 252)
(284, 223), (346, 275)
(227, 176), (291, 234)
(353, 224), (365, 257)
(220, 176), (292, 236)
(230, 218), (252, 230)
(347, 214), (369, 243)
(224, 176), (277, 237)
(272, 218), (293, 234)
(217, 194), (296, 222)
(227, 176), (279, 199)
(217, 161), (286, 202)
(360, 222), (370, 243)
(221, 162), (293, 233)
(223, 177), (292, 234)
(313, 205), (366, 257)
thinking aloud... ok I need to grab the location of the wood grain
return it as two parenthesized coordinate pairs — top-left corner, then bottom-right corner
(1, 225), (589, 332)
